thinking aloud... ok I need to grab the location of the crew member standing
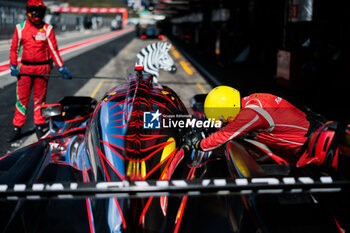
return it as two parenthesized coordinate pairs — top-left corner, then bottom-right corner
(8, 0), (72, 142)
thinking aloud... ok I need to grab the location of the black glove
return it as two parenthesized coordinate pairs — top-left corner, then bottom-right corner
(191, 130), (207, 150)
(181, 129), (208, 152)
(192, 134), (202, 150)
(181, 131), (193, 153)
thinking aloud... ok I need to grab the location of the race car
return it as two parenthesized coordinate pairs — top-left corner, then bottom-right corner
(0, 66), (228, 233)
(0, 44), (349, 233)
(139, 24), (164, 39)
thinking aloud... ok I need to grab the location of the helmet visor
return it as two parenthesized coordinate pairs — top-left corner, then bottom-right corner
(27, 6), (46, 19)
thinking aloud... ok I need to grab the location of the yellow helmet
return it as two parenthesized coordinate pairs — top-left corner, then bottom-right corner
(204, 86), (241, 123)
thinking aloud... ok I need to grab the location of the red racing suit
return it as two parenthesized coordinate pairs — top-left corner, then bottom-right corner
(200, 93), (310, 156)
(9, 20), (64, 127)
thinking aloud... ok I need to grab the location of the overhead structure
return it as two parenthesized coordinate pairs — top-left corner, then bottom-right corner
(49, 6), (128, 25)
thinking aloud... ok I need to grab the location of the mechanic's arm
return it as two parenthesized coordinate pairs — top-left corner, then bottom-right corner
(9, 27), (19, 66)
(46, 25), (64, 68)
(9, 27), (20, 77)
(46, 26), (72, 79)
(200, 108), (269, 151)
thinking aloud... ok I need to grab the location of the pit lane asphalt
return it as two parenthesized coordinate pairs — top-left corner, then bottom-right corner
(0, 29), (211, 155)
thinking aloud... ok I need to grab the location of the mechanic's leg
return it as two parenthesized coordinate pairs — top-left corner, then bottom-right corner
(33, 76), (48, 139)
(8, 75), (32, 142)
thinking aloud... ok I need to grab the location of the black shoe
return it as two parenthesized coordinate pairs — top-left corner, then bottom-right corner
(35, 124), (45, 139)
(7, 127), (22, 142)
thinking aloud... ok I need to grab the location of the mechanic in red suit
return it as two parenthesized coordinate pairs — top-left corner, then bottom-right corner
(8, 0), (72, 142)
(190, 86), (321, 159)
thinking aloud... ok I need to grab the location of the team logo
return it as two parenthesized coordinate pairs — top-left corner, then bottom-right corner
(143, 110), (161, 129)
(35, 32), (46, 41)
